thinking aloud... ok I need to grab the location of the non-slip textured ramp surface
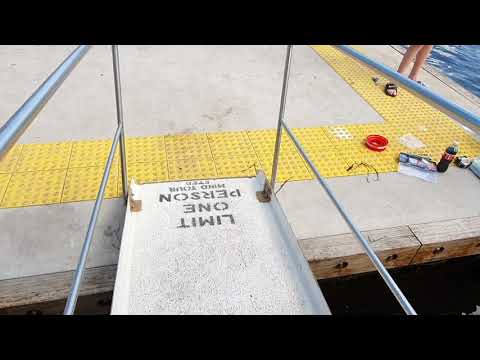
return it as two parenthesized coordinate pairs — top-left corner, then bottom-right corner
(0, 45), (479, 209)
(111, 174), (330, 314)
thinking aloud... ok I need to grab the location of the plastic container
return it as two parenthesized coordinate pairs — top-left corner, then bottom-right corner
(366, 135), (389, 152)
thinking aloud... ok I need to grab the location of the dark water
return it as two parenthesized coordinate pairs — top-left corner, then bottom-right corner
(319, 255), (480, 315)
(400, 45), (480, 98)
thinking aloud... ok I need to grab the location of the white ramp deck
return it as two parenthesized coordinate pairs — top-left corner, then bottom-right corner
(111, 172), (330, 314)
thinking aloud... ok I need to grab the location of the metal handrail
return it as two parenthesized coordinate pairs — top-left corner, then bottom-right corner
(270, 45), (417, 315)
(333, 45), (480, 131)
(0, 44), (128, 315)
(64, 123), (124, 314)
(282, 122), (416, 314)
(6, 44), (476, 315)
(113, 46), (129, 200)
(270, 45), (293, 187)
(64, 45), (128, 314)
(0, 45), (91, 159)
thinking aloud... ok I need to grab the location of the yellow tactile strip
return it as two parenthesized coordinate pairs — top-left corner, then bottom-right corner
(70, 140), (119, 168)
(16, 143), (72, 172)
(0, 45), (479, 209)
(0, 174), (11, 203)
(2, 170), (66, 208)
(62, 166), (118, 203)
(311, 45), (480, 157)
(0, 144), (22, 174)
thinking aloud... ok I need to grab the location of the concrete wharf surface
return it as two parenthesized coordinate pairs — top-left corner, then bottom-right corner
(1, 45), (480, 313)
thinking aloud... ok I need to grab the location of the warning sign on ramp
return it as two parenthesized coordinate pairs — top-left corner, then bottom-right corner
(111, 173), (330, 315)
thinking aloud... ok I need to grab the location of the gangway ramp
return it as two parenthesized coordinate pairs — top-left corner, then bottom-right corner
(111, 172), (331, 314)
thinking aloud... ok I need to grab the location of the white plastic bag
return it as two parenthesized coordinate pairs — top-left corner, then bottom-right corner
(398, 163), (438, 183)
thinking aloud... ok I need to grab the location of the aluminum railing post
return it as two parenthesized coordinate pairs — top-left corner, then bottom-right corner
(112, 45), (129, 201)
(270, 45), (293, 192)
(64, 125), (123, 315)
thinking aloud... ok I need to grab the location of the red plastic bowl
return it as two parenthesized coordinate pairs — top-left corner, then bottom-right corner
(366, 134), (389, 151)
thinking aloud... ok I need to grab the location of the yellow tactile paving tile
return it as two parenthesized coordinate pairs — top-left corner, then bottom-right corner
(412, 127), (480, 159)
(0, 144), (23, 174)
(168, 157), (217, 181)
(207, 131), (256, 158)
(61, 166), (118, 203)
(458, 143), (480, 158)
(312, 46), (404, 106)
(246, 128), (278, 143)
(259, 166), (308, 182)
(1, 170), (66, 208)
(1, 45), (479, 209)
(69, 140), (119, 168)
(420, 146), (447, 161)
(429, 116), (467, 131)
(15, 143), (72, 172)
(292, 127), (335, 149)
(306, 147), (352, 178)
(126, 136), (166, 163)
(165, 133), (211, 160)
(341, 146), (400, 174)
(323, 125), (372, 149)
(259, 150), (313, 182)
(253, 145), (299, 161)
(125, 161), (169, 184)
(0, 174), (11, 203)
(317, 53), (399, 104)
(246, 129), (295, 147)
(247, 130), (298, 161)
(261, 162), (312, 182)
(165, 134), (212, 161)
(323, 125), (356, 140)
(214, 156), (261, 178)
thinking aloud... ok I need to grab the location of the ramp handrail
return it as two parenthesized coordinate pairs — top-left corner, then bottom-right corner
(64, 123), (124, 314)
(3, 44), (477, 315)
(0, 45), (129, 315)
(269, 46), (419, 314)
(0, 45), (91, 159)
(270, 45), (479, 314)
(64, 46), (128, 314)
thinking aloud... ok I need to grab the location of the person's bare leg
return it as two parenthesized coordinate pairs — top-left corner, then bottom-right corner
(397, 45), (423, 75)
(409, 45), (433, 81)
(385, 45), (423, 96)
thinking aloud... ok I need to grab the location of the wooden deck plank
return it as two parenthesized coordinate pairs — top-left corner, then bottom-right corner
(0, 292), (113, 315)
(409, 216), (480, 264)
(300, 226), (421, 279)
(0, 265), (116, 310)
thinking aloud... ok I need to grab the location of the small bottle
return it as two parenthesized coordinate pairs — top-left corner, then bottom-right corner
(437, 143), (458, 173)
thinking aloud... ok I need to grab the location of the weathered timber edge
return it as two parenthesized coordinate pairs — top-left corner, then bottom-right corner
(1, 216), (480, 310)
